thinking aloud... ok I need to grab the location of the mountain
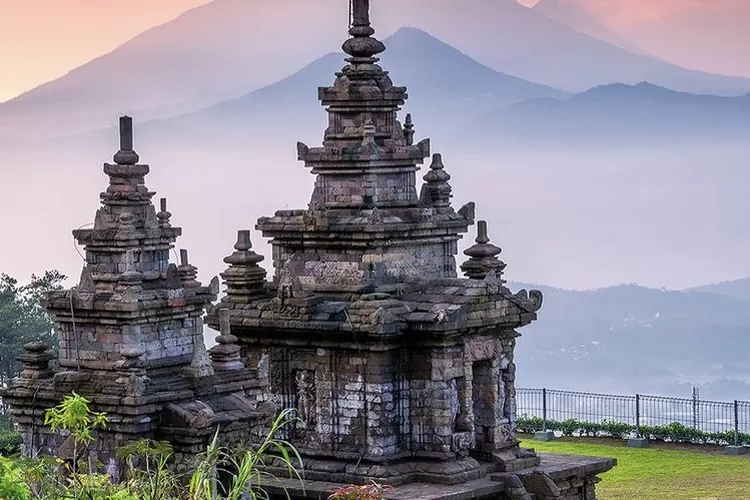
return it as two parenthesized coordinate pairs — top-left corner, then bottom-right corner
(367, 0), (750, 95)
(533, 0), (647, 55)
(0, 0), (347, 143)
(461, 82), (750, 145)
(510, 282), (750, 399)
(129, 27), (569, 147)
(559, 0), (750, 80)
(688, 278), (750, 302)
(2, 0), (750, 143)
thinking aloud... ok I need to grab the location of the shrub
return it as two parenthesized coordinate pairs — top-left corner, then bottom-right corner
(0, 456), (30, 500)
(516, 416), (750, 446)
(0, 430), (22, 456)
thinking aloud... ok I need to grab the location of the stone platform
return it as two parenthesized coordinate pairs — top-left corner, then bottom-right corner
(262, 453), (616, 500)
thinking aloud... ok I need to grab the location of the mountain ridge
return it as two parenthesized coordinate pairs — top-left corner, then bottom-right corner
(460, 81), (750, 145)
(533, 0), (648, 56)
(1, 0), (750, 143)
(78, 27), (570, 148)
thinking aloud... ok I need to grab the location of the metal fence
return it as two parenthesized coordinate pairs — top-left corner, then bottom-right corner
(517, 388), (750, 446)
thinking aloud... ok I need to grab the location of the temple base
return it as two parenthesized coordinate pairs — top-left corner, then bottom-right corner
(263, 453), (616, 500)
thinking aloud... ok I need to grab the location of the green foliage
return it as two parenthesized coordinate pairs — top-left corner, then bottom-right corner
(0, 270), (66, 431)
(0, 456), (31, 500)
(328, 482), (395, 500)
(517, 415), (750, 445)
(2, 396), (304, 500)
(187, 408), (304, 500)
(0, 430), (23, 456)
(44, 392), (108, 447)
(118, 440), (178, 500)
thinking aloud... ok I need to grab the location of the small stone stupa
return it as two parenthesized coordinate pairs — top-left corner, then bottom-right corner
(207, 1), (615, 498)
(2, 117), (269, 472)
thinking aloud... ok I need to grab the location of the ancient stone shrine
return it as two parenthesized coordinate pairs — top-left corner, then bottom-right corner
(2, 0), (617, 497)
(2, 117), (270, 473)
(205, 0), (615, 498)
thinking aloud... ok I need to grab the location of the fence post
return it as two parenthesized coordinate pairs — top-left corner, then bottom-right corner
(534, 388), (554, 441)
(627, 393), (649, 447)
(735, 400), (740, 447)
(635, 393), (641, 438)
(724, 400), (747, 455)
(692, 386), (699, 430)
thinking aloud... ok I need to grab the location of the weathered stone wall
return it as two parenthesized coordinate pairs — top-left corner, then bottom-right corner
(312, 169), (419, 208)
(271, 240), (460, 290)
(238, 333), (521, 462)
(84, 247), (171, 283)
(57, 315), (204, 370)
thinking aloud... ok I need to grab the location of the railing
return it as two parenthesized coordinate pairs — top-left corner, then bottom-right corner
(517, 388), (750, 446)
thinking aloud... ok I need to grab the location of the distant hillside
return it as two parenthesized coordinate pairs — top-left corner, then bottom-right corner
(509, 282), (750, 399)
(121, 28), (570, 147)
(688, 278), (750, 302)
(2, 0), (750, 143)
(461, 82), (750, 145)
(533, 0), (648, 55)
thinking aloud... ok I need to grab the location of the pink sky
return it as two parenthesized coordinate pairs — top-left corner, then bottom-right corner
(0, 0), (209, 102)
(1, 0), (748, 101)
(559, 0), (750, 77)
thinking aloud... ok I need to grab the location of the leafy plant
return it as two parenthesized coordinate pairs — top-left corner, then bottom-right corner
(118, 440), (178, 500)
(0, 430), (23, 456)
(2, 393), (305, 500)
(188, 408), (304, 500)
(44, 392), (108, 474)
(0, 456), (31, 500)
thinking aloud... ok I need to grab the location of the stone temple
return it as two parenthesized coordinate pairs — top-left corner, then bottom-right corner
(3, 0), (616, 498)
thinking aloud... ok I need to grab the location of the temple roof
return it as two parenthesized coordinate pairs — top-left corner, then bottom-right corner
(210, 0), (542, 337)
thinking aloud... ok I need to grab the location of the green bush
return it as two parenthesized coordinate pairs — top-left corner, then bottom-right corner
(1, 394), (305, 500)
(0, 456), (30, 500)
(0, 431), (22, 456)
(516, 415), (750, 446)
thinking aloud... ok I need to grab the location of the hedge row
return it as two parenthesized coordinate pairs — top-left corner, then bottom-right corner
(517, 416), (750, 446)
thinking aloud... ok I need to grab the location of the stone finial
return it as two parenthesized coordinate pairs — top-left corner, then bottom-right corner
(209, 308), (245, 371)
(157, 198), (172, 228)
(113, 116), (140, 165)
(421, 153), (453, 208)
(177, 249), (200, 288)
(342, 0), (385, 61)
(403, 114), (415, 146)
(220, 230), (267, 299)
(461, 221), (507, 281)
(17, 341), (55, 380)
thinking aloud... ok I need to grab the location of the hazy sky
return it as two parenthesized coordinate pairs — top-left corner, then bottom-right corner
(529, 0), (750, 77)
(1, 0), (748, 102)
(0, 0), (209, 102)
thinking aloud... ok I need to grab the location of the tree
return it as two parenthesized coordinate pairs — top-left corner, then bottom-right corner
(0, 270), (66, 429)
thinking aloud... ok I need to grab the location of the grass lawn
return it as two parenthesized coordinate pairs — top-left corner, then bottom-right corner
(519, 435), (750, 500)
